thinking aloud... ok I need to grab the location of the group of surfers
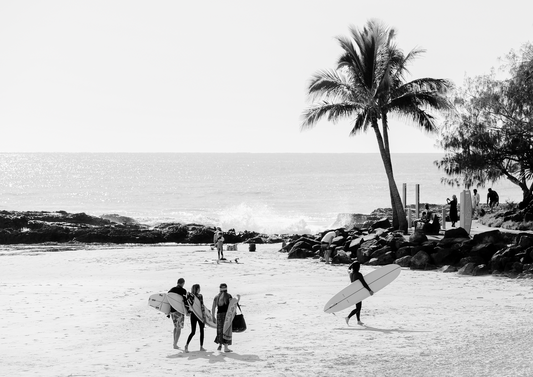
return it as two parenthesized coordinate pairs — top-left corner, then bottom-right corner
(168, 278), (240, 353)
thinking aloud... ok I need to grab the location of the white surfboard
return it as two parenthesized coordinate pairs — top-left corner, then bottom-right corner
(223, 297), (239, 333)
(324, 264), (401, 314)
(166, 292), (186, 314)
(191, 296), (217, 328)
(460, 190), (473, 234)
(148, 293), (171, 315)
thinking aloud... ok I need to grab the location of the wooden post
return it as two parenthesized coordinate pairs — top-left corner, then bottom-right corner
(402, 183), (407, 210)
(415, 184), (420, 219)
(442, 208), (446, 230)
(407, 207), (412, 229)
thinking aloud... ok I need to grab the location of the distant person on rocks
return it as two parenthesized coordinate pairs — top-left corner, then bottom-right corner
(487, 188), (499, 212)
(168, 278), (189, 350)
(345, 261), (373, 326)
(472, 189), (481, 218)
(321, 229), (338, 264)
(446, 195), (458, 227)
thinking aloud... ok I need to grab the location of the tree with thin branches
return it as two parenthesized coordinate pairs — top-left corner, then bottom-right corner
(302, 20), (452, 231)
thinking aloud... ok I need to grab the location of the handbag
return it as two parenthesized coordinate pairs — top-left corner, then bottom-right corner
(232, 304), (247, 333)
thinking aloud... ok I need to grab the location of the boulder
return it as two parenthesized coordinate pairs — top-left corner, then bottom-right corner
(437, 237), (471, 248)
(430, 247), (460, 266)
(394, 256), (412, 267)
(443, 227), (470, 239)
(370, 218), (392, 231)
(367, 251), (396, 266)
(383, 232), (406, 250)
(357, 239), (380, 264)
(472, 230), (503, 245)
(368, 246), (392, 260)
(440, 265), (458, 273)
(467, 243), (500, 263)
(458, 263), (476, 275)
(331, 250), (351, 264)
(396, 246), (413, 259)
(472, 264), (491, 276)
(288, 246), (316, 259)
(409, 231), (428, 245)
(410, 250), (431, 270)
(518, 234), (533, 248)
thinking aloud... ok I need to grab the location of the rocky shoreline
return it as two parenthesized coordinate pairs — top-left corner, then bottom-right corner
(2, 208), (533, 279)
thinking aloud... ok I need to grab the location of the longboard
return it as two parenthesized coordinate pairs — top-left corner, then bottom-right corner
(223, 297), (239, 333)
(148, 293), (171, 315)
(166, 292), (187, 314)
(190, 296), (217, 328)
(323, 264), (401, 314)
(460, 190), (473, 234)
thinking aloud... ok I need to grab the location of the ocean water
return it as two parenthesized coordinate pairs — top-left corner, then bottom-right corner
(0, 153), (521, 234)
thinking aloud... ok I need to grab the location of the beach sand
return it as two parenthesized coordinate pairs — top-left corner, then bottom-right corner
(1, 242), (533, 377)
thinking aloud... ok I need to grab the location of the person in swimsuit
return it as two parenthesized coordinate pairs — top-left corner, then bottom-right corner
(345, 262), (373, 326)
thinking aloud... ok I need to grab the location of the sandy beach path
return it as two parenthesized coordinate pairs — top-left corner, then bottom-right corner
(1, 244), (533, 376)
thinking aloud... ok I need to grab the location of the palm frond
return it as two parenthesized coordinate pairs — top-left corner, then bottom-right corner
(301, 102), (359, 130)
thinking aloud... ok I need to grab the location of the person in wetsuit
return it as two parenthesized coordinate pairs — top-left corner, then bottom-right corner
(345, 262), (373, 326)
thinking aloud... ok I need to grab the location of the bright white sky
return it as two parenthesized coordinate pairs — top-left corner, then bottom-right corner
(0, 0), (531, 153)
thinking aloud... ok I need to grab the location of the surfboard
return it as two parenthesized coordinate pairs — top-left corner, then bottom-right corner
(190, 296), (217, 328)
(223, 297), (239, 333)
(166, 292), (187, 314)
(460, 189), (473, 234)
(323, 264), (401, 314)
(148, 293), (171, 315)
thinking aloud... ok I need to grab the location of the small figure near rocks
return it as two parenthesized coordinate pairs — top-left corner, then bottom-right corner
(447, 195), (458, 227)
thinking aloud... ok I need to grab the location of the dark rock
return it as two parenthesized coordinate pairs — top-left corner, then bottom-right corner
(368, 246), (392, 260)
(473, 264), (491, 276)
(458, 263), (476, 275)
(331, 250), (351, 264)
(410, 250), (431, 270)
(368, 251), (396, 266)
(443, 227), (470, 239)
(394, 256), (411, 267)
(357, 239), (380, 264)
(518, 234), (533, 248)
(472, 230), (503, 245)
(288, 246), (315, 259)
(409, 231), (428, 244)
(370, 218), (392, 231)
(431, 246), (461, 266)
(396, 246), (413, 259)
(440, 265), (458, 273)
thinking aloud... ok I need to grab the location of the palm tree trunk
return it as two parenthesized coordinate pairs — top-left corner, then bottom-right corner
(372, 120), (408, 232)
(381, 112), (399, 225)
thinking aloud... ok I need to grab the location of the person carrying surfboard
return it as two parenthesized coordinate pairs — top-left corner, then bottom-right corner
(212, 283), (240, 352)
(345, 262), (373, 326)
(184, 284), (206, 353)
(168, 278), (189, 349)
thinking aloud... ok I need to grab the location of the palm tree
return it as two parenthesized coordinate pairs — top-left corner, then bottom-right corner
(302, 20), (452, 232)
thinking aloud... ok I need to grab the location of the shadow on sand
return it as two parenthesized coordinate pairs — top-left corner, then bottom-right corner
(333, 325), (431, 334)
(167, 350), (262, 363)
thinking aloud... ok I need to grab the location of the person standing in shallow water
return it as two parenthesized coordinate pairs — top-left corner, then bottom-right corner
(345, 261), (373, 326)
(212, 283), (240, 352)
(447, 195), (458, 227)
